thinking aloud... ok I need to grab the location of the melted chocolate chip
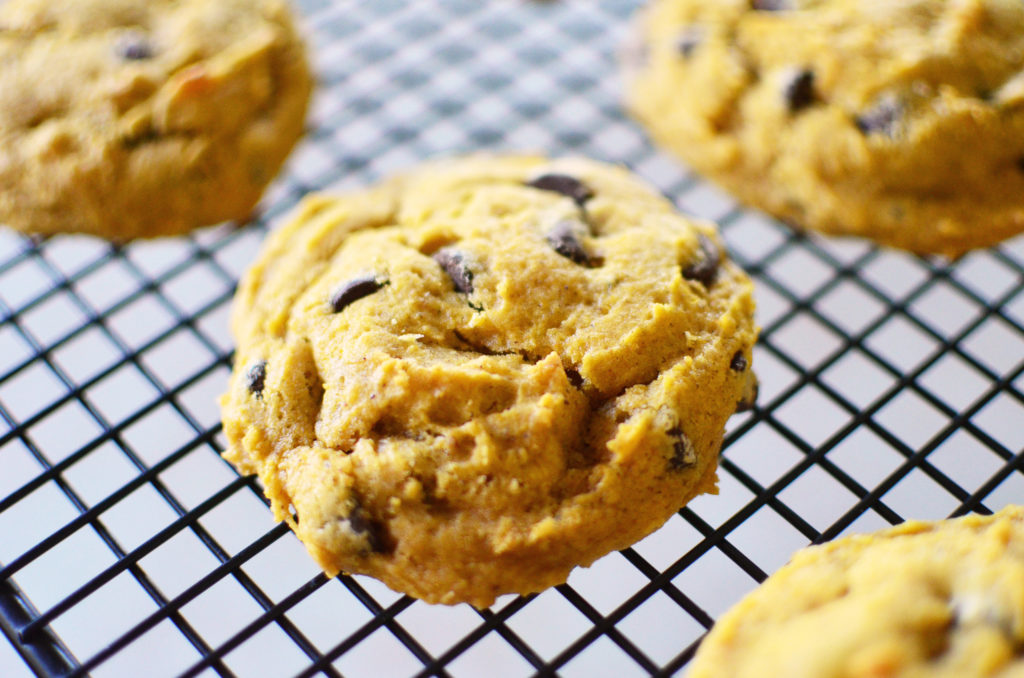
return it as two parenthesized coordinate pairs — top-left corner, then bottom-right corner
(434, 248), (474, 294)
(855, 97), (902, 136)
(565, 368), (584, 388)
(347, 504), (389, 554)
(676, 28), (702, 57)
(115, 34), (154, 60)
(682, 234), (721, 287)
(527, 173), (594, 206)
(330, 275), (384, 313)
(730, 351), (748, 372)
(752, 0), (793, 9)
(1015, 157), (1024, 173)
(668, 427), (697, 470)
(783, 69), (816, 113)
(245, 360), (267, 396)
(547, 220), (592, 266)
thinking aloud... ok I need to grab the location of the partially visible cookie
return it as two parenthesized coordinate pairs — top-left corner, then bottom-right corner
(0, 0), (312, 239)
(688, 506), (1024, 678)
(625, 0), (1024, 257)
(220, 155), (759, 607)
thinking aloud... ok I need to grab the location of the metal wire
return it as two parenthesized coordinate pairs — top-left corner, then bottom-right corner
(1, 1), (1023, 676)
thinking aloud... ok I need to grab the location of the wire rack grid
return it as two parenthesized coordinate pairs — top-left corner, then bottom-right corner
(1, 0), (1023, 676)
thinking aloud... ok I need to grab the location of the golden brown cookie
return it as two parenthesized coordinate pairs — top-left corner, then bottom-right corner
(688, 506), (1024, 678)
(0, 0), (312, 239)
(625, 0), (1024, 257)
(220, 155), (759, 607)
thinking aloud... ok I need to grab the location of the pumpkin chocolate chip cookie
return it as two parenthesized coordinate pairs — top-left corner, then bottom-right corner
(625, 0), (1024, 257)
(220, 155), (759, 607)
(688, 506), (1024, 678)
(0, 0), (312, 239)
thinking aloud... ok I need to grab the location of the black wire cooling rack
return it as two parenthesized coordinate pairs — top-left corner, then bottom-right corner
(2, 1), (1024, 676)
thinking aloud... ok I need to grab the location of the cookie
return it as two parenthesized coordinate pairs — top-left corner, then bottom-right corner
(220, 155), (759, 607)
(688, 506), (1024, 678)
(624, 0), (1024, 258)
(0, 0), (312, 239)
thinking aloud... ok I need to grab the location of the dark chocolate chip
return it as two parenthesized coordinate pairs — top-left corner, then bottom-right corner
(330, 275), (383, 313)
(730, 351), (748, 372)
(565, 368), (584, 388)
(855, 97), (902, 136)
(736, 380), (759, 413)
(115, 34), (154, 60)
(783, 69), (816, 113)
(1015, 157), (1024, 173)
(676, 28), (702, 57)
(682, 234), (721, 287)
(347, 504), (389, 554)
(751, 0), (793, 9)
(245, 360), (267, 396)
(433, 248), (474, 294)
(668, 427), (697, 470)
(547, 220), (591, 266)
(526, 173), (594, 206)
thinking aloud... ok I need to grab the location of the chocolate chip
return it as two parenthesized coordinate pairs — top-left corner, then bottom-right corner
(676, 28), (702, 57)
(736, 378), (759, 413)
(433, 248), (474, 294)
(855, 97), (902, 136)
(330, 275), (384, 313)
(547, 220), (592, 266)
(115, 33), (154, 60)
(526, 173), (594, 206)
(1015, 157), (1024, 172)
(752, 0), (793, 9)
(783, 69), (816, 113)
(347, 504), (389, 554)
(682, 234), (720, 287)
(668, 427), (697, 470)
(730, 351), (748, 371)
(565, 368), (584, 388)
(245, 360), (267, 397)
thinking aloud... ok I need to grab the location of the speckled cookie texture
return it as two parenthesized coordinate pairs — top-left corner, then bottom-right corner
(220, 155), (759, 607)
(688, 506), (1024, 678)
(625, 0), (1024, 257)
(0, 0), (312, 239)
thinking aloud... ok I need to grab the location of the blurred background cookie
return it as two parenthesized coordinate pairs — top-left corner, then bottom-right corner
(625, 0), (1024, 257)
(689, 506), (1024, 678)
(0, 0), (313, 239)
